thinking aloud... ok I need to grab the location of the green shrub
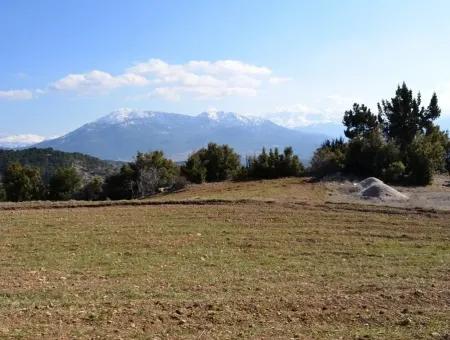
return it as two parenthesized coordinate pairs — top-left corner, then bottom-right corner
(171, 176), (188, 191)
(103, 151), (180, 200)
(243, 146), (304, 180)
(49, 167), (82, 200)
(0, 184), (6, 202)
(80, 176), (104, 200)
(309, 139), (346, 177)
(382, 161), (406, 183)
(3, 162), (44, 202)
(182, 143), (240, 183)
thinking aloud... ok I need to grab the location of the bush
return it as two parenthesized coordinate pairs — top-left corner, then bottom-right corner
(405, 134), (437, 185)
(243, 146), (304, 180)
(382, 161), (406, 183)
(309, 139), (346, 177)
(80, 176), (103, 200)
(103, 151), (179, 200)
(3, 162), (44, 201)
(171, 176), (188, 191)
(182, 143), (240, 183)
(48, 167), (82, 200)
(103, 164), (135, 200)
(181, 153), (206, 184)
(0, 184), (6, 202)
(345, 132), (385, 177)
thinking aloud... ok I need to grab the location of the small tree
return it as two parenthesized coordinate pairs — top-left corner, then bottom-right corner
(405, 131), (448, 185)
(182, 153), (206, 184)
(80, 176), (103, 201)
(48, 167), (81, 200)
(244, 146), (304, 180)
(3, 162), (44, 201)
(310, 139), (347, 177)
(343, 103), (379, 139)
(182, 143), (240, 183)
(133, 151), (179, 196)
(103, 164), (135, 200)
(103, 151), (179, 199)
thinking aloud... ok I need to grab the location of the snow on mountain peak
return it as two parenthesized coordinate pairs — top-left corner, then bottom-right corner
(198, 111), (264, 126)
(97, 108), (157, 125)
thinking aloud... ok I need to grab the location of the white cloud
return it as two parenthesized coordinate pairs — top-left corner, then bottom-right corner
(268, 77), (291, 85)
(267, 94), (359, 127)
(0, 134), (46, 148)
(7, 58), (287, 100)
(128, 58), (280, 100)
(269, 106), (334, 128)
(0, 89), (33, 101)
(51, 70), (148, 94)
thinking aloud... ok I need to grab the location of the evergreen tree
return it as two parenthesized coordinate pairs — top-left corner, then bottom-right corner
(182, 143), (240, 183)
(343, 103), (378, 139)
(48, 167), (81, 200)
(310, 138), (347, 177)
(378, 82), (440, 149)
(80, 176), (104, 200)
(244, 146), (304, 179)
(103, 151), (179, 199)
(3, 162), (44, 201)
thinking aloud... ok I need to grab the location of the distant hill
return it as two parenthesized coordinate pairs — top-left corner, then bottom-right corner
(34, 109), (328, 162)
(0, 148), (120, 183)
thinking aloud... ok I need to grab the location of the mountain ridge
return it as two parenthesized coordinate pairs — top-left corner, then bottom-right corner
(34, 110), (329, 162)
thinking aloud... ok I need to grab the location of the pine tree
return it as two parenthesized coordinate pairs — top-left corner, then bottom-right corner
(343, 103), (378, 139)
(377, 82), (441, 149)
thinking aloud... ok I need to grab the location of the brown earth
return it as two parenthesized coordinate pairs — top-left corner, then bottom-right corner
(0, 178), (449, 339)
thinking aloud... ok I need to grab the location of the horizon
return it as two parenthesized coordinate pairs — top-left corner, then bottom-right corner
(1, 0), (450, 144)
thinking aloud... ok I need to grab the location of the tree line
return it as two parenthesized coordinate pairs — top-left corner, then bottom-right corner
(1, 83), (448, 202)
(311, 83), (450, 185)
(0, 144), (305, 202)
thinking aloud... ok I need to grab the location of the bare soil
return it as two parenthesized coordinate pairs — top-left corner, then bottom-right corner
(326, 175), (450, 211)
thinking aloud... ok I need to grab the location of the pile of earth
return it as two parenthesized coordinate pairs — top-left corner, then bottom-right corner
(358, 177), (409, 201)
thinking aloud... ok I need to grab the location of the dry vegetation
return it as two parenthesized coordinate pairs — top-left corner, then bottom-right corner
(0, 179), (449, 339)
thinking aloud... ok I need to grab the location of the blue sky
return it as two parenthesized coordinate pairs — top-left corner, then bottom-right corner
(1, 0), (450, 141)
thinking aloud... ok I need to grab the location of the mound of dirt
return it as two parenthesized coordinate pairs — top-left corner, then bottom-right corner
(359, 177), (385, 189)
(359, 178), (408, 201)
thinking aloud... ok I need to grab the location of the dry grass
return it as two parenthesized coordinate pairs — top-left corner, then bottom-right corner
(152, 177), (327, 203)
(0, 179), (449, 339)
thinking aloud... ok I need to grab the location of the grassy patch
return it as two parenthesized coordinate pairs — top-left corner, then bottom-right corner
(0, 180), (448, 338)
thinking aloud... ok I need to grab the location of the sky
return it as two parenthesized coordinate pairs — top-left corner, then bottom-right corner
(1, 0), (450, 142)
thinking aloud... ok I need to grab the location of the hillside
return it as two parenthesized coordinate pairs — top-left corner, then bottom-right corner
(34, 110), (328, 162)
(0, 148), (120, 182)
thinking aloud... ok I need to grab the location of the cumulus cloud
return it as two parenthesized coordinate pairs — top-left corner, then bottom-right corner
(0, 89), (33, 101)
(7, 58), (286, 100)
(51, 70), (149, 94)
(127, 58), (279, 101)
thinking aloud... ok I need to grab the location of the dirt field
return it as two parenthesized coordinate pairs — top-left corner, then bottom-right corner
(0, 179), (449, 339)
(324, 175), (450, 211)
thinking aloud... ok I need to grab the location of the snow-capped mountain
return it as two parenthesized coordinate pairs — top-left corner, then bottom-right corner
(34, 110), (328, 161)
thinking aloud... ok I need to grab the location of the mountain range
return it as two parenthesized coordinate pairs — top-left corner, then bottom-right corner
(34, 110), (330, 162)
